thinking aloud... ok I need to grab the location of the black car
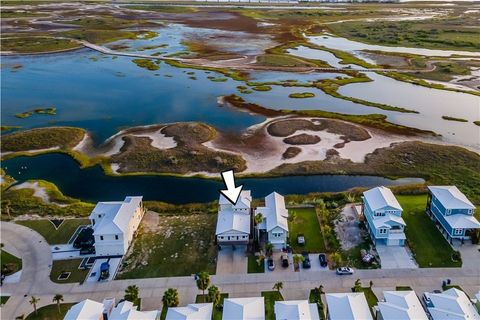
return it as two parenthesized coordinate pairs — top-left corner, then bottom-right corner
(267, 258), (275, 271)
(302, 251), (311, 269)
(73, 227), (94, 249)
(281, 254), (289, 268)
(319, 253), (328, 267)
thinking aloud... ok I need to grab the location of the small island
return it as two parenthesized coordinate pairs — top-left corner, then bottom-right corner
(288, 92), (316, 99)
(442, 116), (468, 122)
(15, 107), (56, 119)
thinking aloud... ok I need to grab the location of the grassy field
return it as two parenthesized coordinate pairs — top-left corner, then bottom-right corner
(25, 303), (75, 320)
(1, 37), (80, 54)
(397, 194), (462, 268)
(248, 254), (265, 273)
(16, 219), (90, 244)
(288, 208), (326, 253)
(50, 259), (88, 283)
(1, 249), (22, 275)
(1, 127), (85, 153)
(262, 291), (284, 320)
(117, 213), (217, 279)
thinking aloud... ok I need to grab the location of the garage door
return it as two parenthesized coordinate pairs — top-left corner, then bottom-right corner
(387, 238), (400, 246)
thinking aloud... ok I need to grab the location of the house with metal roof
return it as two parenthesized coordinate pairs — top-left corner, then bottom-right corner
(424, 288), (480, 320)
(222, 297), (265, 320)
(361, 186), (406, 246)
(375, 291), (428, 320)
(426, 186), (480, 241)
(89, 196), (145, 256)
(216, 190), (252, 248)
(255, 192), (289, 250)
(64, 298), (158, 320)
(325, 292), (373, 320)
(274, 300), (320, 320)
(165, 303), (213, 320)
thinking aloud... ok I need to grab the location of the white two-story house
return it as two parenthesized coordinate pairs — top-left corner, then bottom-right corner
(255, 192), (289, 250)
(362, 187), (406, 246)
(216, 190), (252, 249)
(89, 196), (145, 257)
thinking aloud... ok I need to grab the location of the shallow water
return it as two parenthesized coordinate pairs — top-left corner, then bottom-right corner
(2, 153), (424, 204)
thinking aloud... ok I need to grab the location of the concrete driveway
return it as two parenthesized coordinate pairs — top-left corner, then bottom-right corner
(216, 246), (247, 275)
(376, 245), (417, 269)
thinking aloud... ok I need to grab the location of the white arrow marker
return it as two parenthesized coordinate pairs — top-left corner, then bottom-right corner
(220, 169), (243, 205)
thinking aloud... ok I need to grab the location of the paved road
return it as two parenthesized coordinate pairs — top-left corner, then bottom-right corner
(1, 222), (479, 317)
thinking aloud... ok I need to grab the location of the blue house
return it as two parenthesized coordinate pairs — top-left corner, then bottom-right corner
(362, 186), (406, 246)
(427, 186), (480, 241)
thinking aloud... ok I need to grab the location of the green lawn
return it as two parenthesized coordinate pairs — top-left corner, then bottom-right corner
(196, 294), (228, 320)
(1, 249), (22, 275)
(17, 219), (90, 244)
(248, 255), (265, 273)
(117, 214), (217, 279)
(397, 195), (462, 268)
(50, 259), (88, 283)
(309, 289), (325, 320)
(288, 208), (326, 253)
(25, 303), (75, 320)
(262, 291), (283, 320)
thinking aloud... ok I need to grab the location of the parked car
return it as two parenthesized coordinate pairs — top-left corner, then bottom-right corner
(302, 251), (311, 269)
(297, 234), (305, 246)
(336, 267), (354, 275)
(281, 255), (289, 268)
(267, 258), (275, 271)
(98, 261), (110, 281)
(319, 253), (328, 267)
(73, 227), (94, 249)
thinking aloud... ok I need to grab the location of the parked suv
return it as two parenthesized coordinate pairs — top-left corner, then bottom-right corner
(281, 255), (289, 268)
(319, 253), (328, 267)
(302, 251), (311, 269)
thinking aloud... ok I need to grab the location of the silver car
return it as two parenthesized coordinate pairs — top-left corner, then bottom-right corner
(336, 267), (354, 275)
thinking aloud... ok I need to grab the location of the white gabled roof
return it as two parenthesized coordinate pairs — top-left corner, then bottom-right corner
(90, 196), (143, 235)
(363, 187), (402, 212)
(274, 300), (320, 320)
(219, 190), (252, 209)
(109, 300), (158, 320)
(378, 291), (428, 320)
(326, 293), (373, 320)
(445, 214), (480, 229)
(223, 297), (265, 320)
(166, 303), (213, 320)
(64, 299), (105, 320)
(428, 186), (475, 210)
(373, 214), (406, 229)
(427, 288), (480, 320)
(216, 210), (250, 235)
(255, 192), (289, 232)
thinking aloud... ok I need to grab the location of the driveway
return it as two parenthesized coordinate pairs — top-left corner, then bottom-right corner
(216, 246), (247, 275)
(376, 245), (417, 269)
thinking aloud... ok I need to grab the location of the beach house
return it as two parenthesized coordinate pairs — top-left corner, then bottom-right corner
(427, 186), (480, 241)
(216, 190), (252, 248)
(362, 186), (406, 246)
(255, 192), (289, 250)
(89, 196), (145, 257)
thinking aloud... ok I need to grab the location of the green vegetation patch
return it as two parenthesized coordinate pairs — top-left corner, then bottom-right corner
(208, 76), (228, 82)
(251, 85), (272, 92)
(262, 291), (284, 320)
(474, 121), (480, 127)
(116, 213), (217, 278)
(1, 127), (85, 153)
(396, 286), (413, 291)
(288, 207), (326, 253)
(1, 249), (22, 275)
(50, 259), (88, 283)
(17, 219), (90, 244)
(256, 54), (317, 68)
(442, 116), (469, 122)
(0, 296), (9, 305)
(15, 107), (56, 119)
(288, 92), (315, 99)
(247, 254), (265, 273)
(132, 58), (160, 71)
(25, 303), (75, 320)
(1, 37), (79, 54)
(397, 194), (462, 267)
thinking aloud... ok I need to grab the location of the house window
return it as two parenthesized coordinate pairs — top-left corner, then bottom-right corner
(454, 229), (463, 235)
(228, 236), (230, 240)
(115, 235), (119, 240)
(92, 219), (95, 225)
(100, 236), (104, 241)
(379, 229), (387, 234)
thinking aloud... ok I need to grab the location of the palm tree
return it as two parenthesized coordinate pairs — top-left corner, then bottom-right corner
(196, 272), (210, 300)
(330, 252), (343, 267)
(346, 193), (356, 204)
(265, 243), (274, 257)
(208, 285), (221, 307)
(124, 285), (140, 307)
(52, 294), (64, 314)
(369, 280), (374, 288)
(272, 281), (283, 294)
(353, 279), (362, 292)
(293, 254), (304, 271)
(29, 296), (40, 315)
(254, 213), (263, 240)
(162, 288), (179, 308)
